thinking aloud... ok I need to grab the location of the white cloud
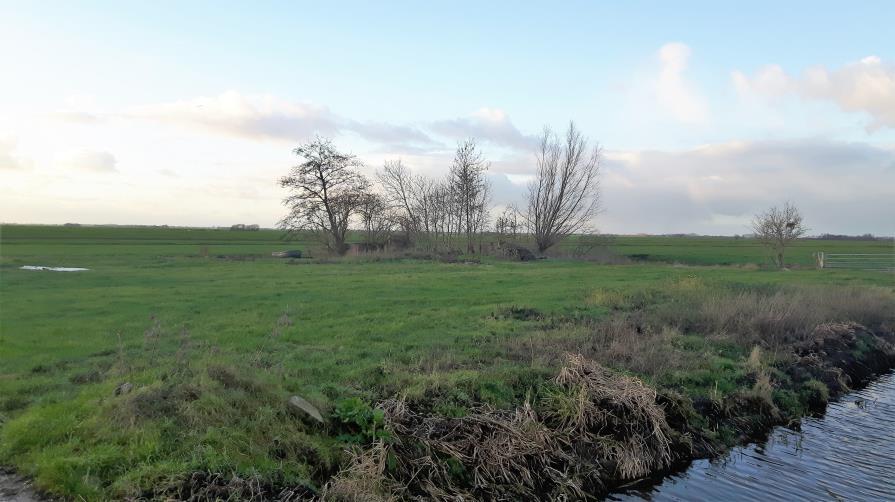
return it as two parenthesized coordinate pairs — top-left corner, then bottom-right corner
(346, 120), (442, 151)
(733, 56), (895, 131)
(48, 111), (104, 124)
(37, 92), (540, 156)
(125, 91), (341, 141)
(430, 107), (537, 150)
(123, 91), (440, 150)
(0, 137), (32, 170)
(732, 64), (791, 98)
(57, 150), (118, 172)
(601, 139), (895, 235)
(655, 42), (710, 123)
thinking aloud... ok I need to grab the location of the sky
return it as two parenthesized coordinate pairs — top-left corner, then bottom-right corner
(1, 0), (894, 235)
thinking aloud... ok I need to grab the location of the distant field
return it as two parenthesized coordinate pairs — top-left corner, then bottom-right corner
(608, 235), (893, 266)
(0, 225), (893, 498)
(2, 224), (889, 267)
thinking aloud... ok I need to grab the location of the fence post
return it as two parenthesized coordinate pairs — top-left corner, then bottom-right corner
(817, 251), (824, 269)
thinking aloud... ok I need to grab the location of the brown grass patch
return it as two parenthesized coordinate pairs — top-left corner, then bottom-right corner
(655, 285), (895, 347)
(207, 365), (262, 394)
(327, 355), (674, 500)
(545, 354), (673, 479)
(502, 316), (694, 382)
(116, 383), (201, 424)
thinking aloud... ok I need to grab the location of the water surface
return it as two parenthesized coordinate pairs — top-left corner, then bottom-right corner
(612, 373), (895, 501)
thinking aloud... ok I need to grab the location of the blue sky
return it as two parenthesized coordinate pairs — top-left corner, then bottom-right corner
(2, 1), (894, 234)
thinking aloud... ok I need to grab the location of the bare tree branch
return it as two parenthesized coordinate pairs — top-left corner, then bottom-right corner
(357, 192), (396, 246)
(525, 122), (601, 253)
(751, 202), (808, 268)
(278, 137), (369, 255)
(449, 139), (491, 253)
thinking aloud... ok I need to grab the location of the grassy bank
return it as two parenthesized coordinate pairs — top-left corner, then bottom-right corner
(1, 225), (893, 499)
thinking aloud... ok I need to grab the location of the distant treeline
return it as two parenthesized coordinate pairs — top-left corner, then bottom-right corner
(810, 233), (893, 241)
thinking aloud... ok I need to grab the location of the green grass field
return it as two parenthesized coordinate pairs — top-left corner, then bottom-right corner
(1, 225), (893, 498)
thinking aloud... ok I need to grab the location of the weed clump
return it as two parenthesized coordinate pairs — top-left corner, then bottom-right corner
(207, 365), (262, 394)
(544, 354), (673, 479)
(156, 471), (314, 501)
(799, 379), (830, 411)
(653, 284), (895, 347)
(380, 399), (585, 499)
(788, 322), (895, 392)
(69, 369), (102, 385)
(322, 442), (398, 502)
(327, 355), (674, 500)
(497, 305), (543, 321)
(117, 383), (201, 424)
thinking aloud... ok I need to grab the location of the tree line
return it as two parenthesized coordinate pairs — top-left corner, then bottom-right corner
(278, 121), (813, 269)
(279, 122), (603, 256)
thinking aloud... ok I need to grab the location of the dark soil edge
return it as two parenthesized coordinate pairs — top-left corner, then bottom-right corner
(605, 324), (895, 498)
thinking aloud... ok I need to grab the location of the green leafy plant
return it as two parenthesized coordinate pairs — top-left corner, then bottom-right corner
(332, 397), (390, 443)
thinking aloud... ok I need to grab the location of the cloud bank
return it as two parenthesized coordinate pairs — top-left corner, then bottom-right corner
(430, 108), (537, 150)
(57, 150), (118, 173)
(0, 138), (32, 170)
(120, 93), (538, 153)
(123, 91), (440, 151)
(733, 56), (895, 131)
(600, 139), (895, 235)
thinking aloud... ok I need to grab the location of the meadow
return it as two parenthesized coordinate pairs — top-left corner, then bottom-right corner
(0, 225), (893, 499)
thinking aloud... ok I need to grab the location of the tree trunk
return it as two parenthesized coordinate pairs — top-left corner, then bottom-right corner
(333, 231), (347, 255)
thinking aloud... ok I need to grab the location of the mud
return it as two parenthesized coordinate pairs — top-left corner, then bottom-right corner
(0, 469), (45, 502)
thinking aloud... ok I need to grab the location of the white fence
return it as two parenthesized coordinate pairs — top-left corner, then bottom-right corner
(817, 252), (895, 272)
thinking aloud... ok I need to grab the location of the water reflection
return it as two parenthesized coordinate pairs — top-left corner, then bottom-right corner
(611, 372), (895, 501)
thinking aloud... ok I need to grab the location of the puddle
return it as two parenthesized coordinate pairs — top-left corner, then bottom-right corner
(19, 266), (89, 272)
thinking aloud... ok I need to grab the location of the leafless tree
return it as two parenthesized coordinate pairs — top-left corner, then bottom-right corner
(377, 160), (420, 238)
(495, 206), (521, 241)
(751, 202), (808, 268)
(279, 137), (369, 255)
(525, 122), (601, 253)
(375, 141), (492, 253)
(449, 139), (491, 252)
(422, 179), (454, 251)
(357, 192), (395, 246)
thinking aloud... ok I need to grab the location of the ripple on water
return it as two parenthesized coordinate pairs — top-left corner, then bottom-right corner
(610, 372), (895, 502)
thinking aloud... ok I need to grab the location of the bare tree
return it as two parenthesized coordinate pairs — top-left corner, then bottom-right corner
(357, 192), (395, 246)
(525, 122), (601, 253)
(449, 139), (491, 253)
(279, 137), (369, 255)
(424, 179), (453, 251)
(751, 202), (808, 268)
(377, 160), (420, 238)
(495, 206), (521, 241)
